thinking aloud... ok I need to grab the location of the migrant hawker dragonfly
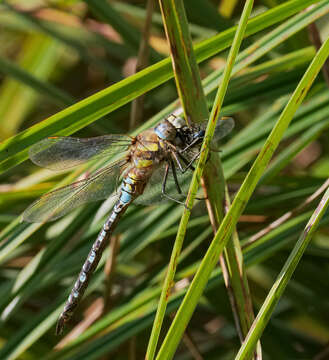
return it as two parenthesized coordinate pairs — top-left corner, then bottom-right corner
(23, 114), (234, 334)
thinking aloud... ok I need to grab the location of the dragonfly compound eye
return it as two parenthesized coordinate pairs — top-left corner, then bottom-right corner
(154, 121), (176, 141)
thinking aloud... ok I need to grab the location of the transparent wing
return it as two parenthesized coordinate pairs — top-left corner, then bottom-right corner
(135, 163), (192, 205)
(29, 135), (132, 170)
(213, 117), (235, 141)
(23, 159), (127, 223)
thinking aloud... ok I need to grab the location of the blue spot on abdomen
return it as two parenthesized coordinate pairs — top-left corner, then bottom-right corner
(120, 191), (132, 204)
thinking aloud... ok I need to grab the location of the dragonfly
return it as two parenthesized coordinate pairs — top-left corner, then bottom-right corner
(23, 114), (234, 334)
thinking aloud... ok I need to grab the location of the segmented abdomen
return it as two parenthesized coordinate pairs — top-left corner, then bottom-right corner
(56, 134), (161, 334)
(55, 169), (151, 334)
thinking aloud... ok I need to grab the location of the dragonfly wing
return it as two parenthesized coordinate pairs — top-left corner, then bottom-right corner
(23, 159), (127, 222)
(134, 164), (192, 205)
(134, 169), (163, 205)
(30, 135), (132, 170)
(213, 117), (235, 141)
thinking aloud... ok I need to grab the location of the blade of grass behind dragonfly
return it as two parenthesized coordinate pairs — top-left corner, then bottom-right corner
(154, 1), (254, 359)
(0, 56), (75, 107)
(146, 1), (259, 360)
(0, 0), (320, 174)
(235, 181), (329, 359)
(3, 3), (121, 81)
(84, 0), (161, 63)
(146, 0), (208, 356)
(112, 1), (218, 39)
(0, 34), (64, 140)
(156, 29), (329, 360)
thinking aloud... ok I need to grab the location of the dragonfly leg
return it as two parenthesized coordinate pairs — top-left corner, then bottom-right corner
(172, 150), (201, 174)
(180, 139), (224, 154)
(166, 142), (198, 173)
(162, 162), (189, 208)
(171, 151), (185, 172)
(179, 137), (201, 153)
(177, 152), (195, 171)
(170, 154), (207, 201)
(170, 158), (207, 201)
(170, 158), (182, 194)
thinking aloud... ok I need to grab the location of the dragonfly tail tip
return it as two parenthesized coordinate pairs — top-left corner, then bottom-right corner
(55, 316), (65, 336)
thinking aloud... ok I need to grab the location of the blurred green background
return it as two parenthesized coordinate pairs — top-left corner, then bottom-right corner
(0, 1), (329, 359)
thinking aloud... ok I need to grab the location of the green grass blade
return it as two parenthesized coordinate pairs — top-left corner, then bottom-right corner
(3, 3), (121, 81)
(150, 1), (261, 359)
(235, 181), (329, 359)
(155, 0), (254, 358)
(260, 120), (329, 184)
(113, 1), (218, 38)
(84, 0), (161, 63)
(0, 56), (74, 107)
(0, 34), (64, 139)
(146, 1), (209, 358)
(159, 0), (209, 123)
(156, 24), (329, 360)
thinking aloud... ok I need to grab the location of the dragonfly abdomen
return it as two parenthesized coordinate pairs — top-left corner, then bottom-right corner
(56, 194), (132, 335)
(56, 162), (155, 333)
